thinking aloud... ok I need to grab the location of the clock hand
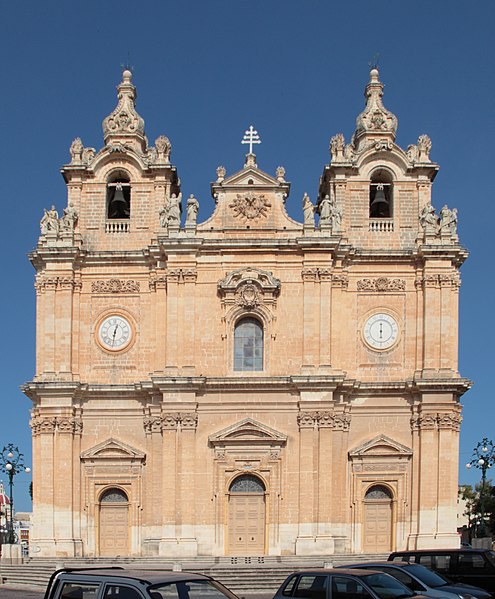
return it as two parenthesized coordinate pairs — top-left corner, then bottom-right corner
(111, 324), (118, 345)
(379, 323), (383, 338)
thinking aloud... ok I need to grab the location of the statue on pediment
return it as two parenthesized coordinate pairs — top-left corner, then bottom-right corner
(302, 193), (315, 226)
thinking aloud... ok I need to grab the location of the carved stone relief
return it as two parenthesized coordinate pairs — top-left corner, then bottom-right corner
(357, 278), (406, 292)
(91, 279), (140, 293)
(229, 192), (271, 220)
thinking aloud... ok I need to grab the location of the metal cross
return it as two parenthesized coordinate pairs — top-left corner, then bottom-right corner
(241, 125), (261, 155)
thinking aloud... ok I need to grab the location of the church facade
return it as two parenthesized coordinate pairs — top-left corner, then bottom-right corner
(24, 68), (471, 558)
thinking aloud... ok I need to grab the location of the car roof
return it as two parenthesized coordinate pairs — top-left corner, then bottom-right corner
(343, 562), (410, 568)
(287, 568), (384, 577)
(391, 549), (489, 554)
(57, 569), (211, 584)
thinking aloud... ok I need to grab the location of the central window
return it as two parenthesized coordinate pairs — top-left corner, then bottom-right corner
(234, 317), (263, 371)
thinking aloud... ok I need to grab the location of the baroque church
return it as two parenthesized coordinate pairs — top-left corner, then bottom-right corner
(24, 68), (471, 558)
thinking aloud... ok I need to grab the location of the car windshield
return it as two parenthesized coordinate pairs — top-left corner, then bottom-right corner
(402, 565), (450, 587)
(149, 580), (238, 599)
(362, 573), (415, 599)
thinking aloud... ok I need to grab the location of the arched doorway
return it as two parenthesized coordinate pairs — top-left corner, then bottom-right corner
(363, 484), (394, 552)
(228, 474), (266, 555)
(98, 487), (129, 556)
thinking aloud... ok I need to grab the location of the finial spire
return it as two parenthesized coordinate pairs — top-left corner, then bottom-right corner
(353, 67), (398, 151)
(102, 68), (146, 151)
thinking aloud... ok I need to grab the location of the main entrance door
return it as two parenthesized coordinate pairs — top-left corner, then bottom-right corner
(228, 474), (266, 555)
(363, 485), (393, 552)
(98, 488), (129, 556)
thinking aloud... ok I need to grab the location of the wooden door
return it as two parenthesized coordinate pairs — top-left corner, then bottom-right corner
(363, 500), (392, 552)
(228, 494), (265, 555)
(99, 503), (129, 556)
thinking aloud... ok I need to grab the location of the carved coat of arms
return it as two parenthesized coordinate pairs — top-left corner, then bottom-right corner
(229, 193), (271, 220)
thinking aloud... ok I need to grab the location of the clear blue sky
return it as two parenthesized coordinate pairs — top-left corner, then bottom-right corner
(0, 1), (493, 512)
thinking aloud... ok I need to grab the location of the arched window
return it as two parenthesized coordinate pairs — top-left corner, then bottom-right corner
(107, 173), (131, 220)
(234, 317), (263, 371)
(229, 474), (266, 493)
(100, 488), (128, 503)
(365, 484), (393, 500)
(369, 170), (393, 218)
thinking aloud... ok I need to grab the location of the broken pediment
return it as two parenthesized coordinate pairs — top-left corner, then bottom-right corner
(349, 434), (412, 458)
(218, 267), (281, 295)
(81, 437), (146, 462)
(209, 418), (287, 447)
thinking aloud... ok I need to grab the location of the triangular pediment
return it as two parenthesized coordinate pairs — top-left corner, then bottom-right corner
(209, 418), (287, 445)
(349, 434), (412, 458)
(222, 166), (280, 188)
(81, 437), (146, 461)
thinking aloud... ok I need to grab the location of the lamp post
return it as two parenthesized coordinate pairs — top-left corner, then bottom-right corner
(0, 445), (31, 544)
(466, 437), (495, 538)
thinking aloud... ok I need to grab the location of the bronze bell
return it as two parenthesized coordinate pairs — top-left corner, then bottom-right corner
(370, 184), (389, 217)
(108, 184), (129, 218)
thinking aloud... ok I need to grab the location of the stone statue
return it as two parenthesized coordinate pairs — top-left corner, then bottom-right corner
(159, 206), (168, 228)
(167, 193), (182, 226)
(216, 166), (226, 182)
(302, 193), (315, 226)
(61, 202), (78, 231)
(440, 204), (458, 235)
(155, 135), (171, 162)
(40, 205), (59, 235)
(319, 195), (332, 225)
(185, 194), (199, 225)
(419, 202), (439, 232)
(331, 202), (342, 231)
(330, 133), (345, 161)
(69, 138), (83, 163)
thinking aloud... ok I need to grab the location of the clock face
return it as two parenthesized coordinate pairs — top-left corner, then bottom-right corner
(97, 315), (133, 351)
(363, 313), (399, 350)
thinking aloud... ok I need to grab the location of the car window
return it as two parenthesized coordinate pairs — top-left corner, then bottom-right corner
(458, 553), (489, 573)
(417, 555), (432, 568)
(282, 576), (299, 597)
(150, 581), (238, 599)
(331, 576), (373, 599)
(59, 583), (100, 599)
(373, 568), (422, 593)
(292, 575), (328, 599)
(403, 565), (449, 587)
(390, 555), (411, 563)
(361, 573), (415, 599)
(104, 586), (144, 599)
(432, 555), (451, 572)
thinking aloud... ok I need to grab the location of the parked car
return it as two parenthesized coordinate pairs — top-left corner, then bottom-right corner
(272, 568), (431, 599)
(388, 549), (495, 594)
(43, 568), (240, 599)
(339, 562), (491, 599)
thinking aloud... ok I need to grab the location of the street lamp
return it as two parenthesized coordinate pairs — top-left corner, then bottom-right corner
(466, 437), (495, 538)
(0, 445), (31, 544)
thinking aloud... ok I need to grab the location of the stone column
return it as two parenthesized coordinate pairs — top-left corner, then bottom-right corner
(182, 270), (197, 371)
(159, 413), (178, 556)
(150, 272), (167, 372)
(422, 274), (441, 371)
(56, 276), (75, 377)
(295, 411), (316, 554)
(175, 413), (198, 555)
(319, 270), (332, 369)
(143, 412), (163, 553)
(440, 275), (460, 371)
(315, 411), (334, 552)
(301, 269), (319, 369)
(53, 414), (79, 556)
(415, 410), (439, 547)
(165, 271), (180, 370)
(30, 414), (57, 556)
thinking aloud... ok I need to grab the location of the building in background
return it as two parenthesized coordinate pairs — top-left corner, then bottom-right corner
(24, 68), (471, 558)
